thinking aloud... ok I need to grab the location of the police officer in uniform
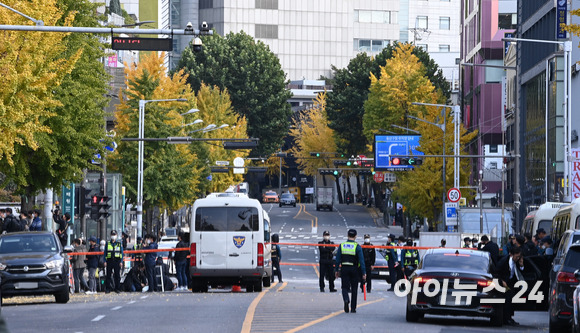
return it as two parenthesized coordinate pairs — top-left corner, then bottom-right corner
(318, 231), (336, 292)
(270, 234), (282, 283)
(401, 238), (419, 278)
(385, 234), (398, 291)
(361, 234), (375, 293)
(104, 230), (124, 293)
(335, 229), (366, 313)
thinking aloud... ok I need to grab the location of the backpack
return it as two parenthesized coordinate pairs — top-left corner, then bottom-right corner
(5, 216), (22, 232)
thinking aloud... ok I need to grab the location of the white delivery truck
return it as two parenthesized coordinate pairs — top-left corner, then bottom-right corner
(189, 193), (272, 292)
(316, 187), (334, 211)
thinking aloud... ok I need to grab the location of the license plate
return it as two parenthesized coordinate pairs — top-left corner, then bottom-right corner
(440, 294), (468, 306)
(379, 271), (389, 276)
(15, 282), (38, 289)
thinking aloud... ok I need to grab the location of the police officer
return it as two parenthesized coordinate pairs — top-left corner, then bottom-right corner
(104, 230), (124, 293)
(270, 234), (282, 283)
(401, 238), (419, 278)
(385, 234), (398, 291)
(318, 231), (336, 292)
(335, 229), (366, 313)
(361, 234), (375, 293)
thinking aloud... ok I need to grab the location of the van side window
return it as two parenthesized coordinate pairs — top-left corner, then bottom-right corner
(264, 219), (270, 242)
(576, 216), (580, 229)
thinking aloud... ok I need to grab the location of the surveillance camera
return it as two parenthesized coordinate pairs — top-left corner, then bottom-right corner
(186, 22), (193, 29)
(193, 37), (203, 52)
(201, 21), (209, 31)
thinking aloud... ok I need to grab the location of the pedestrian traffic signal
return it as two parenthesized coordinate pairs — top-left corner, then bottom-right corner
(98, 195), (111, 221)
(90, 195), (99, 220)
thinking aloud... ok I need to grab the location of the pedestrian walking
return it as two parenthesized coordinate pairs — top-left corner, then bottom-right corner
(335, 229), (366, 313)
(318, 231), (336, 292)
(104, 230), (124, 293)
(143, 234), (158, 292)
(71, 238), (89, 293)
(173, 232), (189, 291)
(29, 210), (42, 231)
(495, 246), (524, 326)
(360, 234), (375, 293)
(271, 234), (283, 283)
(85, 236), (99, 294)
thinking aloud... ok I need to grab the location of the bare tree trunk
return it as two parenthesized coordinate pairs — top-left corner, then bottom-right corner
(21, 189), (35, 213)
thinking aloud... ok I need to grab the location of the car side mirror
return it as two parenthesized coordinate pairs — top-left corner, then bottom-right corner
(575, 269), (580, 281)
(63, 246), (74, 253)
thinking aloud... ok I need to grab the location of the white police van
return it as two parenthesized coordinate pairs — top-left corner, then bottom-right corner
(189, 193), (272, 292)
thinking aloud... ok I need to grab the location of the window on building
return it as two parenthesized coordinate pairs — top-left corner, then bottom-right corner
(354, 39), (389, 52)
(439, 44), (450, 52)
(416, 44), (428, 51)
(255, 24), (278, 39)
(498, 13), (517, 29)
(416, 16), (428, 29)
(439, 17), (450, 30)
(199, 0), (213, 9)
(489, 144), (498, 153)
(354, 10), (392, 24)
(490, 162), (498, 169)
(255, 0), (278, 10)
(358, 10), (372, 23)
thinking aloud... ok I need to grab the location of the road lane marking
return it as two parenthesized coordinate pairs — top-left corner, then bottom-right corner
(127, 301), (136, 304)
(312, 263), (320, 278)
(91, 315), (105, 322)
(140, 295), (148, 299)
(241, 285), (273, 333)
(284, 298), (385, 333)
(277, 282), (288, 292)
(111, 306), (122, 311)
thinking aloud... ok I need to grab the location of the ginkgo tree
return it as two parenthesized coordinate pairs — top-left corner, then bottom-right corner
(289, 93), (347, 199)
(363, 44), (477, 225)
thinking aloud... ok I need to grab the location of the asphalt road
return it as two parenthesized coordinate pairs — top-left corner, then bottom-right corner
(1, 203), (550, 333)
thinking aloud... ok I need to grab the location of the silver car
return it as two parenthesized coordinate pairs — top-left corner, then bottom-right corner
(279, 193), (296, 207)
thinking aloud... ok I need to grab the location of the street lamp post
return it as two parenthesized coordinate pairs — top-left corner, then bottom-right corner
(137, 98), (187, 238)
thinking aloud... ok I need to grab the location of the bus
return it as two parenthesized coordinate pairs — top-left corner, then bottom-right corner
(552, 198), (580, 245)
(521, 202), (567, 237)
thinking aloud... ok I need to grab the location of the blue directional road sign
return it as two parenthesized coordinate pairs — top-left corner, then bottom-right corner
(374, 134), (424, 171)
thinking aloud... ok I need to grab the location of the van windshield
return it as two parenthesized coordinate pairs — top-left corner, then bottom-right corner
(195, 207), (259, 232)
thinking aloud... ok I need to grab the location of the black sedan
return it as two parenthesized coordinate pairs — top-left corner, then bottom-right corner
(0, 232), (72, 303)
(370, 248), (389, 280)
(550, 241), (580, 332)
(406, 248), (504, 326)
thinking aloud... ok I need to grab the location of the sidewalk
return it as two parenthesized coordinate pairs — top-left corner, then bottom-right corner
(365, 205), (404, 235)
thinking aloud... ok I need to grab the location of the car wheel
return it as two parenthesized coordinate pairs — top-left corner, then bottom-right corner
(254, 280), (263, 292)
(549, 317), (563, 333)
(490, 304), (503, 327)
(191, 278), (203, 293)
(263, 277), (271, 288)
(405, 305), (423, 322)
(246, 283), (254, 292)
(279, 204), (282, 207)
(55, 289), (70, 304)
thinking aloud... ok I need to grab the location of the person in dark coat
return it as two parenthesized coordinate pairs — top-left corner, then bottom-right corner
(386, 234), (398, 291)
(360, 234), (376, 293)
(29, 210), (43, 231)
(522, 233), (538, 257)
(104, 230), (124, 293)
(86, 236), (100, 294)
(495, 246), (524, 326)
(318, 231), (336, 292)
(143, 234), (158, 292)
(3, 208), (21, 233)
(173, 232), (189, 291)
(480, 235), (500, 266)
(123, 262), (148, 292)
(270, 234), (282, 283)
(335, 229), (366, 313)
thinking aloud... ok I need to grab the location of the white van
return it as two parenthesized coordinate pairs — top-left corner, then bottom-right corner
(189, 193), (272, 292)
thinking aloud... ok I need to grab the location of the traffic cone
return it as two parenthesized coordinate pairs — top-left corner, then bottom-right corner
(232, 285), (242, 292)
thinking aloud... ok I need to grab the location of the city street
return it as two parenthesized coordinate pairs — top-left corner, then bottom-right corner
(1, 204), (550, 332)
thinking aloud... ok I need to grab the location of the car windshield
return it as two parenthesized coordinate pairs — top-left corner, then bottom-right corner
(422, 253), (489, 272)
(0, 234), (58, 253)
(281, 194), (294, 199)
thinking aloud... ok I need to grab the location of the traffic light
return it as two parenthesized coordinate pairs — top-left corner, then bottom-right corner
(98, 195), (111, 220)
(333, 160), (348, 166)
(90, 195), (99, 220)
(81, 187), (93, 217)
(333, 170), (339, 176)
(310, 152), (321, 157)
(408, 157), (423, 166)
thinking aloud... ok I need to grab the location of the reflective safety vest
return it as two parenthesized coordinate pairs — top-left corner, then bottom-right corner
(404, 250), (419, 266)
(385, 242), (396, 261)
(340, 241), (359, 266)
(106, 241), (122, 259)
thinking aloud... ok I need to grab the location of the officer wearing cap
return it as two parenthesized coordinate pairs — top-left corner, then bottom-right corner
(385, 234), (398, 291)
(318, 231), (336, 292)
(335, 229), (366, 313)
(104, 230), (124, 293)
(361, 234), (375, 293)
